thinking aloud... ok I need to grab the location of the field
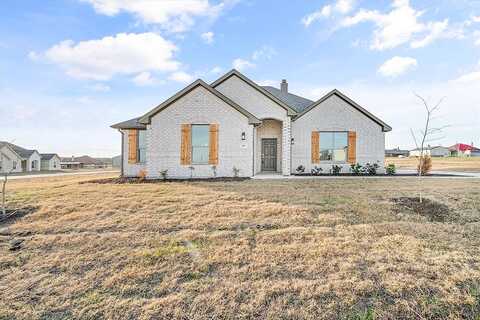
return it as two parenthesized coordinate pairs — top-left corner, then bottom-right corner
(386, 157), (480, 172)
(1, 174), (480, 319)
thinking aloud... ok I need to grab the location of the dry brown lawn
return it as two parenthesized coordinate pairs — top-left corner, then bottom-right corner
(386, 157), (480, 172)
(1, 174), (480, 319)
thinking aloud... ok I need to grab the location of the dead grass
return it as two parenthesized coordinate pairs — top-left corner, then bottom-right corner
(386, 157), (480, 172)
(0, 174), (480, 319)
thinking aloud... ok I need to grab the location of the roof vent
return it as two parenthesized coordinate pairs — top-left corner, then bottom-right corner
(281, 79), (288, 94)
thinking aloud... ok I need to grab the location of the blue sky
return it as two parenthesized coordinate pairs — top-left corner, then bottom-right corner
(1, 0), (479, 156)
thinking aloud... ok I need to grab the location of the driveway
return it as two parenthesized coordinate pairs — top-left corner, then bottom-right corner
(4, 170), (119, 180)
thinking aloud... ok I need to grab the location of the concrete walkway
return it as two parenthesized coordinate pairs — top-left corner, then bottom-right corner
(3, 170), (119, 181)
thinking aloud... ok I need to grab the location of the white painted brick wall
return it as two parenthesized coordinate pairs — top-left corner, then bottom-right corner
(0, 146), (22, 173)
(121, 129), (146, 177)
(282, 116), (291, 176)
(291, 94), (385, 174)
(146, 86), (254, 178)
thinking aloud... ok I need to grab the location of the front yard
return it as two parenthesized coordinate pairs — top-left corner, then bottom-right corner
(1, 174), (480, 319)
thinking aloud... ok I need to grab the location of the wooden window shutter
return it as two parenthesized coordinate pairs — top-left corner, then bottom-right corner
(180, 124), (192, 165)
(311, 131), (320, 164)
(128, 129), (138, 164)
(209, 124), (219, 165)
(348, 131), (357, 164)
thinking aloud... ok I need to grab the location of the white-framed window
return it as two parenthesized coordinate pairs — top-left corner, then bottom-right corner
(13, 161), (17, 170)
(191, 124), (209, 164)
(320, 132), (348, 162)
(137, 130), (147, 163)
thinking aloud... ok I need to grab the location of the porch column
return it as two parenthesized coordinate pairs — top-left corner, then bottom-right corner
(282, 117), (291, 176)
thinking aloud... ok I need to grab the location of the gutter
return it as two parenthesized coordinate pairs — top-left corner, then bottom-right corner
(118, 129), (124, 177)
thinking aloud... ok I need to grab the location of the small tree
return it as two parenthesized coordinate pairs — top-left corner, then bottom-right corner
(410, 93), (448, 202)
(1, 167), (15, 216)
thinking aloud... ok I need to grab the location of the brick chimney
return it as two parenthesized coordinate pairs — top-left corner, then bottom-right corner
(281, 79), (288, 94)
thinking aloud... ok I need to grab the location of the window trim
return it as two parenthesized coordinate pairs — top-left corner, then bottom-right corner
(191, 124), (210, 165)
(319, 131), (349, 163)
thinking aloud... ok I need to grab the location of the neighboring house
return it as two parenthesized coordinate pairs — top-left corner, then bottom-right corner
(385, 147), (409, 158)
(40, 154), (61, 171)
(111, 69), (391, 178)
(449, 143), (480, 157)
(410, 146), (450, 157)
(0, 141), (41, 172)
(61, 156), (109, 169)
(112, 155), (121, 168)
(0, 143), (23, 173)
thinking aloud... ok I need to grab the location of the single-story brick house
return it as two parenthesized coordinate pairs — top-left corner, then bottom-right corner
(40, 154), (61, 171)
(0, 141), (41, 173)
(112, 70), (391, 178)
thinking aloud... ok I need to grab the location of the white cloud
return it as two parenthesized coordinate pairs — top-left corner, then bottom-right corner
(302, 0), (355, 27)
(28, 51), (40, 61)
(132, 71), (155, 86)
(201, 31), (215, 44)
(340, 0), (459, 50)
(232, 58), (255, 71)
(452, 71), (480, 84)
(44, 33), (179, 81)
(252, 45), (277, 61)
(378, 56), (417, 77)
(80, 0), (231, 33)
(410, 19), (449, 48)
(210, 66), (223, 74)
(169, 71), (194, 83)
(89, 83), (111, 92)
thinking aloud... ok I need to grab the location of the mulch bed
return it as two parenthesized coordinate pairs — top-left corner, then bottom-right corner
(82, 177), (250, 184)
(391, 197), (451, 222)
(293, 173), (462, 177)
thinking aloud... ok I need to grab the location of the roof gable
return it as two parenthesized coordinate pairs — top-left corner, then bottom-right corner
(211, 69), (298, 116)
(0, 141), (39, 159)
(137, 79), (261, 125)
(294, 89), (392, 132)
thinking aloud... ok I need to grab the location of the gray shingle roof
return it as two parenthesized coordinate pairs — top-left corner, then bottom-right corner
(0, 141), (37, 159)
(111, 117), (147, 129)
(40, 153), (59, 160)
(261, 86), (314, 113)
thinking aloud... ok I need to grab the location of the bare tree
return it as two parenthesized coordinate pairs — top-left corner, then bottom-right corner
(1, 168), (14, 216)
(410, 93), (448, 202)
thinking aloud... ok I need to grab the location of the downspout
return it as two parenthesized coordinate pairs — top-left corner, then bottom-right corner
(252, 125), (255, 177)
(118, 129), (124, 177)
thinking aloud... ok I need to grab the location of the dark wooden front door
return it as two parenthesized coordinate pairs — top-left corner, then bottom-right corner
(261, 138), (277, 171)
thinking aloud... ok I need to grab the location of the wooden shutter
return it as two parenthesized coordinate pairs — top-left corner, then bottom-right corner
(180, 124), (192, 165)
(209, 124), (219, 165)
(128, 129), (138, 164)
(311, 131), (320, 164)
(348, 131), (357, 164)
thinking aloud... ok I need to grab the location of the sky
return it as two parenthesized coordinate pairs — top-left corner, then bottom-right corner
(1, 0), (479, 157)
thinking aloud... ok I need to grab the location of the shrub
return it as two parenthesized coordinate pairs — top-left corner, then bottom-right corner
(232, 166), (240, 178)
(417, 156), (432, 176)
(311, 166), (322, 175)
(350, 163), (363, 175)
(363, 163), (380, 175)
(159, 170), (168, 180)
(331, 165), (342, 175)
(138, 169), (147, 181)
(386, 163), (396, 175)
(296, 165), (305, 174)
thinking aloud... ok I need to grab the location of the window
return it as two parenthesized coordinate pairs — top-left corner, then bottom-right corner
(191, 125), (209, 164)
(13, 161), (17, 170)
(319, 132), (348, 162)
(138, 130), (146, 163)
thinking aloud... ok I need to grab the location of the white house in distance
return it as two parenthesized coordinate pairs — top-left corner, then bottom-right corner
(0, 141), (41, 173)
(40, 154), (61, 171)
(112, 69), (391, 178)
(409, 146), (450, 158)
(0, 143), (23, 173)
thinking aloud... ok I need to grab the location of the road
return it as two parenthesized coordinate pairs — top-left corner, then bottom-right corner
(3, 170), (119, 180)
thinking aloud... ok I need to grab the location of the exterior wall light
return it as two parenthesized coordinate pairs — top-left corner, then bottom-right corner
(241, 132), (246, 140)
(291, 137), (295, 145)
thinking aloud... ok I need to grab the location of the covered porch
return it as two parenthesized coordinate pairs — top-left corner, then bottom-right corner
(254, 118), (291, 176)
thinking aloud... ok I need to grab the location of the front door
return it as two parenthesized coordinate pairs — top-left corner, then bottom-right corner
(261, 138), (277, 172)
